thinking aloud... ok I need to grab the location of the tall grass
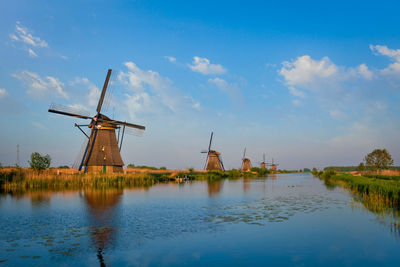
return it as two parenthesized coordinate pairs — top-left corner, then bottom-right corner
(0, 168), (247, 191)
(314, 171), (400, 206)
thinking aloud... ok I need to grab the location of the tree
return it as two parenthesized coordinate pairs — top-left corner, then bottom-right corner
(364, 149), (393, 170)
(357, 162), (365, 171)
(127, 163), (135, 168)
(303, 168), (311, 172)
(29, 152), (51, 171)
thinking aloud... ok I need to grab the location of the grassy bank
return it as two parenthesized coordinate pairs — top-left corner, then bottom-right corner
(0, 168), (259, 191)
(313, 170), (400, 206)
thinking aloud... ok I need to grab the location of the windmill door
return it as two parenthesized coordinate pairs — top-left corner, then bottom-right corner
(103, 165), (107, 173)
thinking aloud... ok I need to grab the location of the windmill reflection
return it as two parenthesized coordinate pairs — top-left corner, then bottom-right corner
(82, 188), (123, 267)
(207, 179), (224, 196)
(243, 178), (251, 193)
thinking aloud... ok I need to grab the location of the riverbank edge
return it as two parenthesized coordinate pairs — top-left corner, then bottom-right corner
(312, 170), (400, 206)
(0, 168), (267, 191)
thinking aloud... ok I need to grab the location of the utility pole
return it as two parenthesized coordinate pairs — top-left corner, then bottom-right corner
(16, 144), (20, 167)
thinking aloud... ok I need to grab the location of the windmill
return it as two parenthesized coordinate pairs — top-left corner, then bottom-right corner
(48, 69), (145, 173)
(260, 153), (267, 169)
(241, 148), (251, 172)
(201, 132), (225, 171)
(267, 158), (279, 171)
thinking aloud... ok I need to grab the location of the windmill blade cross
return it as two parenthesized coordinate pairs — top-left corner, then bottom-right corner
(219, 155), (225, 171)
(204, 153), (209, 170)
(48, 103), (92, 120)
(98, 118), (146, 130)
(96, 69), (112, 114)
(208, 132), (213, 152)
(82, 127), (99, 173)
(79, 128), (97, 171)
(243, 148), (246, 159)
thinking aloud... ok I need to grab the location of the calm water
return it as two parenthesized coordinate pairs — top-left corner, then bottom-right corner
(1, 173), (400, 266)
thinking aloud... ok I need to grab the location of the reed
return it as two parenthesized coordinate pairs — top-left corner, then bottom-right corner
(0, 168), (247, 191)
(314, 171), (400, 206)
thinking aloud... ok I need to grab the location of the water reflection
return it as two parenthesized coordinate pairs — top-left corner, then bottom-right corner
(351, 196), (400, 237)
(82, 188), (123, 266)
(320, 178), (400, 237)
(243, 178), (251, 193)
(207, 180), (223, 196)
(1, 175), (400, 266)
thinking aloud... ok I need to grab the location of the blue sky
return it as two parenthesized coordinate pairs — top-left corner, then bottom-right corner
(1, 0), (400, 169)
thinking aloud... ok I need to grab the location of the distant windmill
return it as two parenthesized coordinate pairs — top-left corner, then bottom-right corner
(267, 158), (279, 171)
(241, 148), (251, 172)
(201, 132), (225, 171)
(260, 153), (266, 169)
(48, 69), (146, 173)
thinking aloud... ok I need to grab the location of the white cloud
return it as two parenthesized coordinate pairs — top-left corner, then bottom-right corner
(370, 44), (400, 75)
(28, 48), (38, 58)
(118, 61), (200, 120)
(329, 109), (346, 120)
(288, 87), (306, 98)
(10, 21), (48, 48)
(12, 71), (68, 99)
(358, 64), (373, 80)
(73, 77), (100, 107)
(119, 61), (178, 111)
(327, 122), (379, 150)
(208, 77), (243, 104)
(164, 56), (176, 63)
(124, 92), (153, 120)
(373, 101), (387, 111)
(192, 102), (201, 110)
(279, 55), (338, 87)
(0, 88), (7, 98)
(370, 44), (400, 60)
(292, 99), (301, 106)
(188, 57), (226, 75)
(67, 103), (92, 116)
(208, 77), (229, 91)
(31, 121), (48, 130)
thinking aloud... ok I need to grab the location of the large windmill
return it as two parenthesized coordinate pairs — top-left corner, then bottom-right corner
(201, 132), (225, 171)
(241, 148), (251, 172)
(48, 69), (145, 173)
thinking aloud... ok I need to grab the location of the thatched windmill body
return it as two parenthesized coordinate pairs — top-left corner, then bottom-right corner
(267, 158), (279, 171)
(201, 132), (225, 171)
(260, 153), (267, 169)
(241, 148), (251, 172)
(48, 69), (145, 173)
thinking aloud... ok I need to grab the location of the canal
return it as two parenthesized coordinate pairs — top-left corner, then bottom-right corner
(1, 173), (400, 266)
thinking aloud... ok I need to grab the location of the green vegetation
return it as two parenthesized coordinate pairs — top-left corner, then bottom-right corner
(250, 167), (270, 176)
(303, 168), (311, 172)
(127, 163), (167, 170)
(29, 152), (51, 172)
(365, 148), (394, 170)
(324, 166), (359, 172)
(313, 171), (400, 206)
(358, 162), (365, 171)
(57, 165), (70, 169)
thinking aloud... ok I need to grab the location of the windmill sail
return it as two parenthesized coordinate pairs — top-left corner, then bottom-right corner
(202, 132), (224, 171)
(48, 69), (146, 174)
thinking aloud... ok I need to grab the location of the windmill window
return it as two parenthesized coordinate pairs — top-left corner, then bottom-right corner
(101, 146), (105, 151)
(104, 155), (107, 160)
